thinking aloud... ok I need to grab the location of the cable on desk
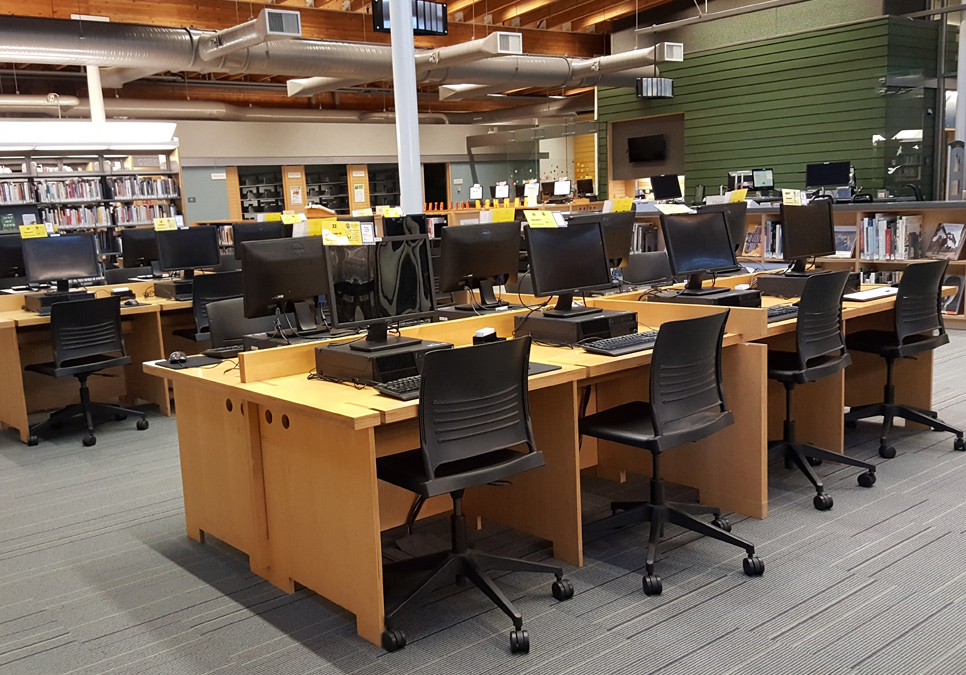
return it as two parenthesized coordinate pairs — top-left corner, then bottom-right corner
(307, 369), (368, 389)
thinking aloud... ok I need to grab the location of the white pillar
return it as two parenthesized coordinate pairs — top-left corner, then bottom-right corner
(388, 0), (423, 215)
(86, 65), (106, 125)
(957, 4), (966, 141)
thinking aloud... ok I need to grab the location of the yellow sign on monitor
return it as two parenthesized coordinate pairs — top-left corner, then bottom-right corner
(264, 212), (282, 221)
(280, 213), (301, 224)
(781, 189), (803, 206)
(492, 207), (515, 223)
(383, 207), (401, 218)
(153, 217), (177, 231)
(19, 224), (47, 238)
(730, 189), (748, 203)
(523, 210), (558, 228)
(613, 197), (635, 213)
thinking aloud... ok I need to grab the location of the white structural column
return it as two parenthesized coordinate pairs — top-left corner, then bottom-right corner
(86, 65), (106, 125)
(388, 0), (423, 215)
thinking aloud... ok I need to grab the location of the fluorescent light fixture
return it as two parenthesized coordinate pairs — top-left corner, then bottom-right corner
(0, 121), (177, 150)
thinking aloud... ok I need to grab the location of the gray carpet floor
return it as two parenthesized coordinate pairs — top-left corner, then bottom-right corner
(2, 334), (966, 674)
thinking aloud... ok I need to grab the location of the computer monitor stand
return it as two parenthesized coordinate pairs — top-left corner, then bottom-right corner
(453, 279), (518, 312)
(348, 320), (422, 352)
(680, 273), (729, 296)
(542, 293), (602, 318)
(785, 258), (827, 277)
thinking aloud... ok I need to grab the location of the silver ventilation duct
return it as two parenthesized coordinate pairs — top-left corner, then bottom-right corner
(197, 9), (302, 61)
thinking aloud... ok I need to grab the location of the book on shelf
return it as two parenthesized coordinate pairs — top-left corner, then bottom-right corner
(742, 222), (763, 257)
(925, 223), (966, 261)
(942, 274), (965, 315)
(858, 214), (922, 261)
(764, 220), (782, 259)
(833, 225), (857, 257)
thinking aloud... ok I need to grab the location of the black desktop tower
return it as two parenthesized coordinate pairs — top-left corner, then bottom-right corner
(315, 339), (453, 384)
(756, 271), (860, 298)
(650, 288), (762, 307)
(23, 290), (95, 313)
(154, 278), (194, 300)
(513, 309), (637, 345)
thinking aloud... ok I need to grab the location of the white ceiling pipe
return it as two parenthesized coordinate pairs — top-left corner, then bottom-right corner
(286, 77), (368, 97)
(0, 94), (80, 112)
(197, 9), (301, 61)
(413, 31), (523, 70)
(438, 84), (514, 101)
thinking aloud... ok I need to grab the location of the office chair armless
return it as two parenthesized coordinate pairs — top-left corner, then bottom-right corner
(767, 270), (876, 511)
(206, 297), (284, 348)
(578, 311), (764, 596)
(375, 337), (573, 654)
(845, 260), (964, 457)
(25, 296), (149, 447)
(104, 266), (152, 284)
(173, 271), (243, 342)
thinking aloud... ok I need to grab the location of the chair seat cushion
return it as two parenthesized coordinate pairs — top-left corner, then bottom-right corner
(27, 354), (132, 379)
(767, 350), (850, 385)
(579, 401), (733, 453)
(847, 329), (948, 359)
(377, 447), (545, 498)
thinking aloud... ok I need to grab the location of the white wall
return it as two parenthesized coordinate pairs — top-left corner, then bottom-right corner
(539, 136), (575, 181)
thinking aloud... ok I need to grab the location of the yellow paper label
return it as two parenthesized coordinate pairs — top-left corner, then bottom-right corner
(655, 203), (692, 215)
(153, 217), (177, 231)
(781, 189), (802, 206)
(19, 224), (47, 238)
(358, 208), (373, 217)
(281, 213), (301, 224)
(304, 218), (336, 237)
(383, 207), (401, 218)
(524, 210), (558, 228)
(264, 212), (282, 221)
(492, 207), (516, 223)
(730, 189), (748, 203)
(613, 197), (635, 213)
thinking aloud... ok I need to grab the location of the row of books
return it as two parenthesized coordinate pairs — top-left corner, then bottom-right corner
(0, 180), (31, 204)
(35, 178), (104, 203)
(742, 221), (782, 258)
(856, 215), (922, 260)
(40, 205), (111, 228)
(106, 176), (179, 199)
(113, 203), (179, 225)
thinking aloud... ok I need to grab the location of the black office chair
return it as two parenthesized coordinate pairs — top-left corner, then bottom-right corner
(25, 296), (149, 447)
(578, 311), (763, 596)
(623, 251), (672, 286)
(845, 260), (965, 457)
(206, 297), (283, 348)
(104, 266), (151, 284)
(173, 271), (244, 341)
(376, 337), (573, 654)
(767, 270), (876, 510)
(213, 252), (241, 273)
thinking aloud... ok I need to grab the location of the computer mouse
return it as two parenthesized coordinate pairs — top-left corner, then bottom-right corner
(123, 299), (139, 306)
(168, 351), (187, 365)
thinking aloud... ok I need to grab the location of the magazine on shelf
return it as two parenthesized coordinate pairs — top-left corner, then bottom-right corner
(742, 222), (763, 257)
(926, 222), (966, 260)
(942, 274), (965, 315)
(833, 225), (857, 257)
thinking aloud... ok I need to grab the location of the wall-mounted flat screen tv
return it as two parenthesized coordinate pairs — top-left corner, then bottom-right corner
(627, 134), (667, 163)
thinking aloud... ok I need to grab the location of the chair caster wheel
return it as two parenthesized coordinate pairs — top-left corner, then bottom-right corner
(955, 437), (965, 452)
(27, 435), (39, 446)
(83, 434), (97, 447)
(879, 445), (896, 459)
(712, 517), (732, 532)
(813, 493), (833, 511)
(743, 556), (764, 576)
(642, 574), (662, 596)
(552, 578), (574, 601)
(114, 413), (128, 421)
(858, 471), (876, 488)
(381, 628), (406, 652)
(137, 418), (149, 431)
(807, 456), (822, 467)
(510, 628), (529, 654)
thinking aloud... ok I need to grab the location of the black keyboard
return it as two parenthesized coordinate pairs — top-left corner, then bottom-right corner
(767, 305), (799, 322)
(372, 375), (422, 401)
(202, 346), (242, 359)
(581, 330), (659, 357)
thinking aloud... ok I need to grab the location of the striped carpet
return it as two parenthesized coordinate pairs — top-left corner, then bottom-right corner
(2, 334), (966, 674)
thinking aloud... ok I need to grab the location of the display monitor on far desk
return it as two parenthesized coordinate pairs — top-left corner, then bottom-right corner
(565, 211), (635, 268)
(525, 222), (612, 317)
(383, 214), (427, 236)
(780, 199), (836, 274)
(120, 228), (159, 269)
(492, 184), (510, 200)
(650, 174), (683, 201)
(0, 233), (25, 278)
(553, 180), (572, 197)
(231, 221), (286, 260)
(23, 233), (100, 294)
(660, 211), (738, 295)
(806, 161), (852, 190)
(697, 202), (748, 255)
(752, 168), (774, 191)
(157, 227), (221, 279)
(439, 221), (520, 312)
(576, 179), (594, 197)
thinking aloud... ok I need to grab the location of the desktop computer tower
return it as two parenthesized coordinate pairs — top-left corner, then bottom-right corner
(154, 278), (194, 301)
(650, 288), (762, 307)
(23, 290), (95, 313)
(756, 271), (860, 298)
(513, 309), (637, 345)
(315, 339), (453, 384)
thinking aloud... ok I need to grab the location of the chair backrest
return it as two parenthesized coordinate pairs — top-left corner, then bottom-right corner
(49, 296), (125, 367)
(213, 252), (242, 273)
(795, 270), (850, 369)
(192, 271), (243, 333)
(104, 266), (151, 284)
(895, 259), (948, 344)
(624, 251), (672, 285)
(418, 337), (536, 478)
(206, 297), (280, 347)
(649, 311), (729, 433)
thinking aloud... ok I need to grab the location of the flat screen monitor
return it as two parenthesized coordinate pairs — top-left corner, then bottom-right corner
(540, 181), (554, 196)
(231, 221), (286, 260)
(627, 134), (666, 163)
(697, 202), (748, 254)
(326, 234), (436, 351)
(752, 168), (774, 190)
(241, 237), (329, 332)
(525, 222), (611, 317)
(660, 211), (737, 294)
(0, 233), (25, 278)
(650, 174), (683, 201)
(156, 227), (221, 277)
(494, 184), (510, 200)
(576, 179), (594, 195)
(780, 200), (836, 273)
(514, 182), (526, 199)
(23, 233), (100, 292)
(566, 211), (636, 267)
(469, 185), (483, 200)
(383, 214), (427, 236)
(439, 221), (519, 311)
(553, 180), (571, 197)
(120, 228), (159, 268)
(805, 161), (851, 188)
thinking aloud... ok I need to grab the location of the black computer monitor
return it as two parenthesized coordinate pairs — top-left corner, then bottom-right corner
(120, 228), (159, 268)
(805, 161), (851, 188)
(780, 200), (836, 274)
(439, 221), (519, 311)
(156, 227), (221, 278)
(752, 168), (774, 190)
(231, 221), (286, 260)
(576, 179), (594, 196)
(0, 234), (25, 278)
(240, 237), (329, 332)
(383, 214), (427, 236)
(524, 222), (612, 317)
(697, 202), (748, 254)
(566, 211), (636, 268)
(650, 174), (683, 201)
(513, 182), (526, 199)
(540, 181), (554, 198)
(326, 234), (437, 351)
(660, 211), (738, 295)
(23, 233), (100, 293)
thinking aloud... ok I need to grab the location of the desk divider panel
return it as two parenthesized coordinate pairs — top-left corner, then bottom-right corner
(591, 297), (768, 340)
